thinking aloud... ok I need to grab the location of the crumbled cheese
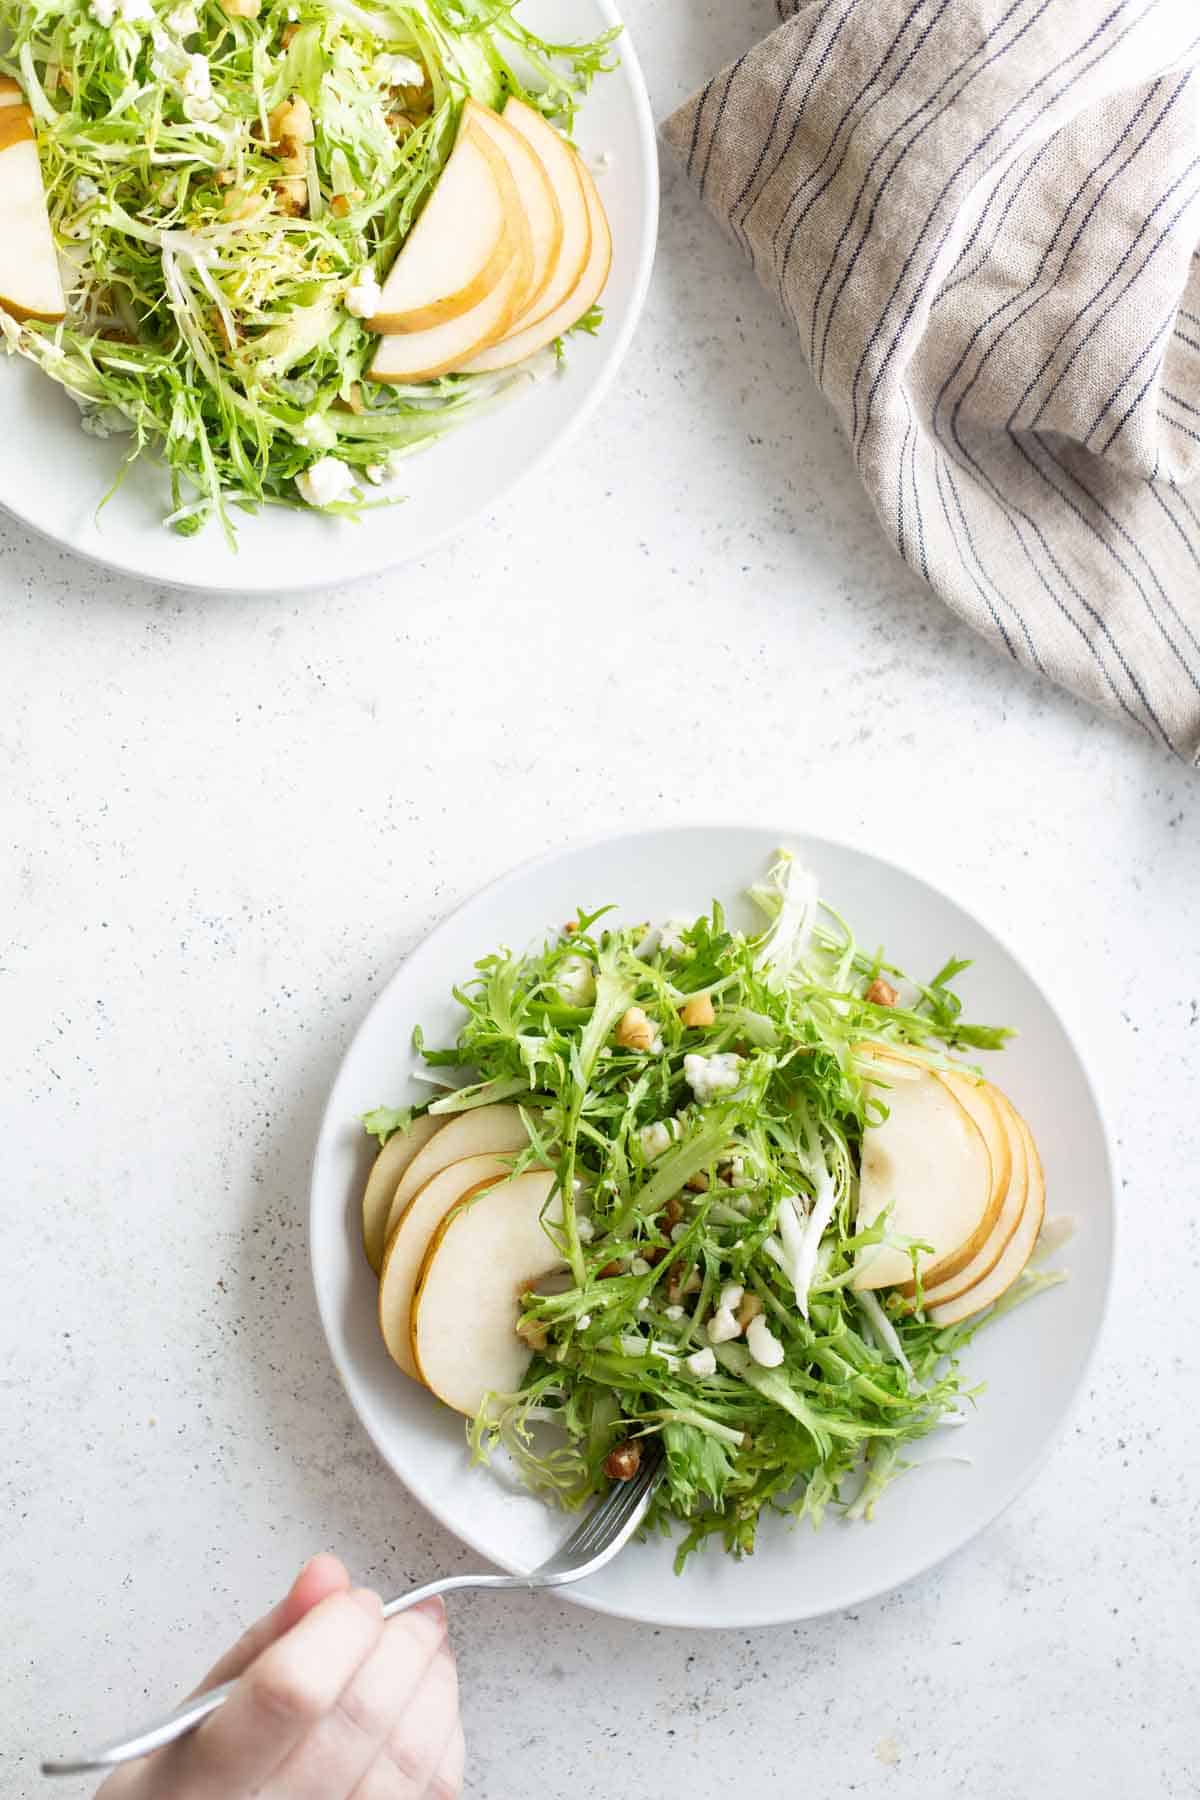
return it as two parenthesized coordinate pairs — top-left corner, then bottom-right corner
(670, 1222), (688, 1243)
(636, 1296), (649, 1312)
(576, 1216), (595, 1243)
(296, 413), (337, 450)
(685, 1346), (717, 1378)
(295, 456), (357, 508)
(72, 176), (100, 205)
(746, 1314), (784, 1368)
(181, 52), (219, 122)
(80, 404), (134, 439)
(659, 918), (692, 956)
(629, 1256), (651, 1277)
(684, 1051), (743, 1104)
(706, 1306), (742, 1346)
(576, 1313), (591, 1331)
(555, 953), (596, 1008)
(92, 0), (155, 23)
(344, 270), (383, 320)
(522, 347), (560, 384)
(1038, 1214), (1078, 1254)
(589, 149), (615, 174)
(637, 1120), (676, 1162)
(372, 51), (425, 87)
(664, 1304), (685, 1321)
(718, 1283), (744, 1313)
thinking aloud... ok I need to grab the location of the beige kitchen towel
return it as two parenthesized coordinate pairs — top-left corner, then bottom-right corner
(663, 0), (1200, 761)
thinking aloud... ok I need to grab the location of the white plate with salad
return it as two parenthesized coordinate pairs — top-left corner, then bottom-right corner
(0, 0), (656, 591)
(310, 827), (1115, 1629)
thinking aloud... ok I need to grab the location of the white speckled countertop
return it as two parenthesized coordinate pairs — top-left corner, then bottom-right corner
(3, 5), (1199, 1795)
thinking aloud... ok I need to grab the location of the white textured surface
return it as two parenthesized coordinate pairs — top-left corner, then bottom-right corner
(2, 4), (1199, 1795)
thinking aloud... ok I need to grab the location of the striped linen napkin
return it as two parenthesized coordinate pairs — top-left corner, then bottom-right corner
(662, 0), (1200, 762)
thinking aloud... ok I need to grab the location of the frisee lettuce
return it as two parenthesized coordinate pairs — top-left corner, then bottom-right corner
(0, 0), (617, 540)
(376, 853), (1052, 1572)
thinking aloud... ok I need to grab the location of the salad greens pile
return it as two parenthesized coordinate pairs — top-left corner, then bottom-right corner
(0, 0), (614, 539)
(369, 854), (1060, 1571)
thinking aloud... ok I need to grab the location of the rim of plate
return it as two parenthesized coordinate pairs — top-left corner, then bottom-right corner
(0, 0), (658, 596)
(308, 824), (1119, 1629)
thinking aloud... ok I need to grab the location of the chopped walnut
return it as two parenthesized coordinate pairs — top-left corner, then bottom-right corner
(866, 977), (899, 1007)
(736, 1292), (764, 1330)
(614, 1007), (658, 1053)
(666, 1265), (702, 1305)
(679, 993), (715, 1029)
(603, 1439), (641, 1481)
(273, 177), (308, 216)
(268, 94), (314, 175)
(515, 1313), (549, 1352)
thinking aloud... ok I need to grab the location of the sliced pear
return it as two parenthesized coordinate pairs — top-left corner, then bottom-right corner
(464, 99), (562, 327)
(896, 1068), (1012, 1295)
(378, 1154), (520, 1380)
(927, 1110), (1045, 1325)
(366, 123), (514, 334)
(411, 1169), (562, 1415)
(0, 76), (22, 106)
(0, 99), (66, 324)
(852, 1051), (993, 1291)
(918, 1087), (1028, 1309)
(368, 231), (531, 382)
(381, 1101), (531, 1246)
(361, 1113), (446, 1276)
(459, 149), (611, 374)
(493, 98), (590, 332)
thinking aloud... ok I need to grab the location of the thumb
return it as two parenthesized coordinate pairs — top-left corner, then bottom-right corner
(188, 1554), (352, 1696)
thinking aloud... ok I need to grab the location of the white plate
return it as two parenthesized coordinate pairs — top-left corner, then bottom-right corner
(309, 827), (1116, 1629)
(0, 1), (656, 593)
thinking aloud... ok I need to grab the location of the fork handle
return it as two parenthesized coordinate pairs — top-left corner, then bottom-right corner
(40, 1574), (527, 1778)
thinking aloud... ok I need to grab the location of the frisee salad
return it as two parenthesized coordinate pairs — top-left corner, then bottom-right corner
(0, 0), (615, 539)
(364, 855), (1063, 1572)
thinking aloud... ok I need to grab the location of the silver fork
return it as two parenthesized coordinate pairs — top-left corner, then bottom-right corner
(42, 1443), (664, 1779)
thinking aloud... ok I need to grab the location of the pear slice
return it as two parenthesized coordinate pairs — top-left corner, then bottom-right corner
(927, 1110), (1045, 1325)
(0, 76), (22, 106)
(0, 97), (66, 324)
(459, 149), (611, 374)
(411, 1169), (562, 1415)
(895, 1067), (1012, 1295)
(366, 123), (515, 334)
(852, 1051), (994, 1291)
(381, 1101), (531, 1246)
(361, 1113), (446, 1276)
(464, 100), (562, 328)
(917, 1086), (1028, 1310)
(494, 98), (590, 332)
(378, 1154), (520, 1380)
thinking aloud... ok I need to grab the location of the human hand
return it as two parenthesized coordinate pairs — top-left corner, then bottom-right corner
(96, 1554), (463, 1799)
